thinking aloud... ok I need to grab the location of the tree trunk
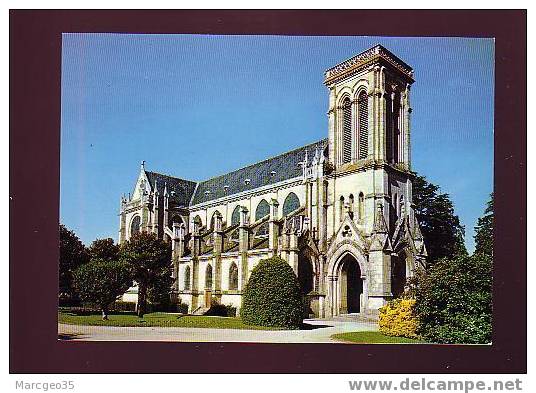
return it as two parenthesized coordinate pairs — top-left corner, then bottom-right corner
(137, 281), (147, 318)
(101, 306), (109, 321)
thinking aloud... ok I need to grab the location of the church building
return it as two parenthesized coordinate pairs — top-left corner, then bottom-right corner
(118, 44), (427, 318)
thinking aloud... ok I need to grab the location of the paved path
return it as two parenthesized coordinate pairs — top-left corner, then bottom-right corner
(58, 319), (377, 343)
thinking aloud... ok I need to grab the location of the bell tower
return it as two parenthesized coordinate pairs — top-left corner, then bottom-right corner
(323, 45), (420, 313)
(325, 44), (414, 171)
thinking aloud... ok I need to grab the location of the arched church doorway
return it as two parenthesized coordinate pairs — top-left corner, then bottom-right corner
(298, 252), (315, 317)
(339, 254), (363, 314)
(391, 254), (407, 298)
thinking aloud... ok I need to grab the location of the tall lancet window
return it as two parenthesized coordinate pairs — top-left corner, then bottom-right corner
(342, 97), (352, 164)
(184, 266), (191, 290)
(357, 91), (369, 160)
(393, 92), (400, 164)
(386, 91), (401, 164)
(386, 93), (393, 163)
(358, 192), (365, 221)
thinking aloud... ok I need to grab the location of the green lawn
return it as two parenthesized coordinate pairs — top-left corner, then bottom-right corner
(58, 311), (279, 330)
(331, 331), (425, 344)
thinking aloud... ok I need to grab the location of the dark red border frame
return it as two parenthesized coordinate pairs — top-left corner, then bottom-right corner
(10, 10), (527, 373)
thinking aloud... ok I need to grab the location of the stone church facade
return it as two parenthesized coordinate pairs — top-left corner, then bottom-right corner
(118, 45), (427, 318)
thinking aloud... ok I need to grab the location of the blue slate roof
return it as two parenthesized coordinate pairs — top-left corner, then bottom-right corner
(145, 171), (197, 207)
(141, 139), (327, 207)
(191, 139), (328, 205)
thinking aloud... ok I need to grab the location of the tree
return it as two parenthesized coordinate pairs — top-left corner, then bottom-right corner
(404, 193), (494, 344)
(59, 224), (90, 305)
(409, 253), (492, 344)
(119, 232), (172, 317)
(241, 256), (303, 329)
(72, 259), (133, 320)
(88, 238), (120, 262)
(474, 193), (494, 258)
(146, 267), (174, 310)
(412, 173), (467, 264)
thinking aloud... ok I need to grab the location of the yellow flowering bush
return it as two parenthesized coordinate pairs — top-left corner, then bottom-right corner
(379, 298), (419, 339)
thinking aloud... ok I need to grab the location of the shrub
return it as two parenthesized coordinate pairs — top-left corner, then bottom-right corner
(241, 256), (303, 329)
(176, 302), (189, 314)
(379, 298), (419, 339)
(410, 253), (492, 344)
(205, 301), (236, 317)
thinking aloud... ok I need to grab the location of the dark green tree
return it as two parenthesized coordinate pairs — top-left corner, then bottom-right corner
(59, 224), (90, 305)
(409, 253), (492, 344)
(412, 173), (467, 264)
(241, 256), (303, 329)
(474, 193), (494, 258)
(147, 267), (174, 311)
(88, 238), (120, 262)
(405, 194), (494, 344)
(73, 259), (133, 320)
(119, 232), (172, 317)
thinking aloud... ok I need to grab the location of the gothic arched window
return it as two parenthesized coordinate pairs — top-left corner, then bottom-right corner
(358, 192), (365, 220)
(184, 266), (191, 290)
(386, 93), (393, 163)
(210, 210), (221, 230)
(283, 192), (300, 216)
(342, 97), (352, 164)
(357, 91), (368, 160)
(231, 205), (241, 226)
(170, 215), (183, 229)
(349, 194), (355, 219)
(339, 196), (345, 222)
(229, 263), (238, 291)
(255, 199), (270, 221)
(130, 215), (141, 236)
(205, 264), (213, 290)
(193, 215), (202, 232)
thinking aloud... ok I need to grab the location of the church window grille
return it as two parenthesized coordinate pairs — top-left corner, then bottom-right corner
(342, 97), (352, 163)
(358, 91), (368, 160)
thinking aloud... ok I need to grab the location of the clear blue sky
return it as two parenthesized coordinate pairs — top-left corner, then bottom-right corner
(60, 34), (494, 252)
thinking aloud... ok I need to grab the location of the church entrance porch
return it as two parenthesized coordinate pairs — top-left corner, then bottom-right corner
(338, 254), (363, 314)
(326, 245), (369, 318)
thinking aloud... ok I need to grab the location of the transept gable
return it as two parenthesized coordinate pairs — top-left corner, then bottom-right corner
(131, 163), (151, 200)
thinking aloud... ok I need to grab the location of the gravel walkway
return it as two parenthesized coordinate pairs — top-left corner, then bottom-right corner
(58, 318), (377, 343)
